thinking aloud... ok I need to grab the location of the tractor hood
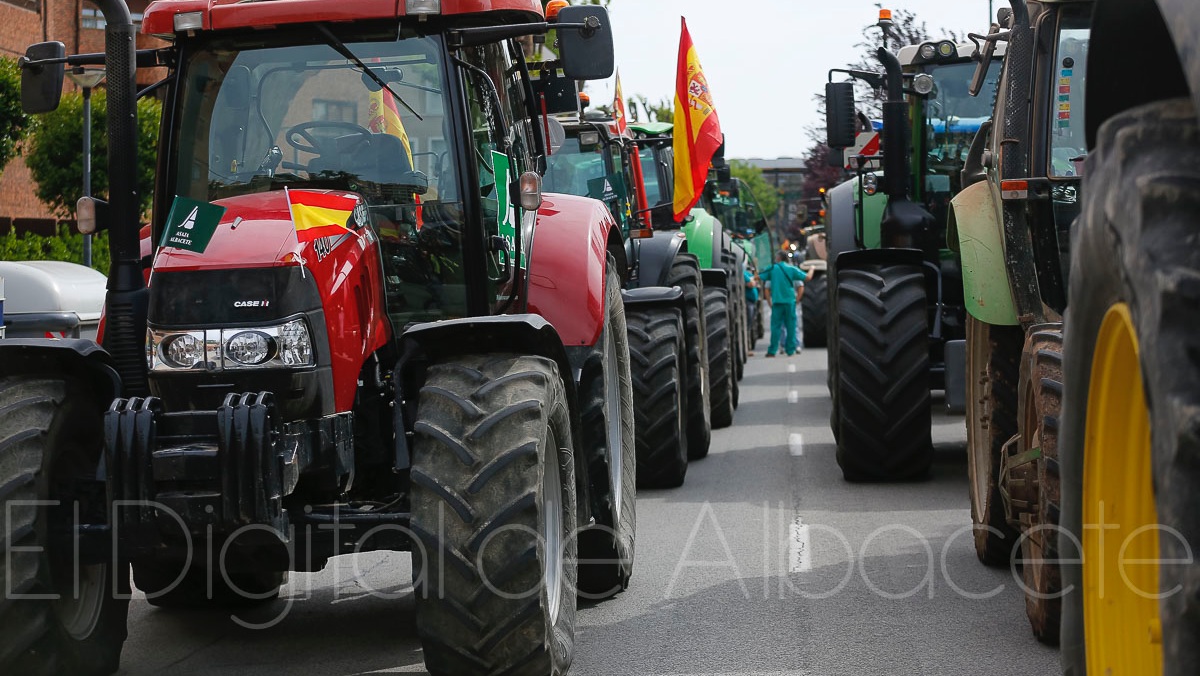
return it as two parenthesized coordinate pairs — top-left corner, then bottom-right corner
(152, 190), (359, 273)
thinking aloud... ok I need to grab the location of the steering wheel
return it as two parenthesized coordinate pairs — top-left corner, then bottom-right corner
(286, 121), (374, 156)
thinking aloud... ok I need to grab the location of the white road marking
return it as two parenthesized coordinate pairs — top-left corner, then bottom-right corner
(788, 433), (804, 456)
(788, 363), (797, 373)
(787, 390), (799, 403)
(789, 516), (812, 573)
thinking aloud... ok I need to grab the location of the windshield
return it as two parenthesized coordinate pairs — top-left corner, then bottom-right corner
(919, 60), (1001, 191)
(1050, 11), (1090, 178)
(171, 31), (474, 326)
(544, 137), (607, 196)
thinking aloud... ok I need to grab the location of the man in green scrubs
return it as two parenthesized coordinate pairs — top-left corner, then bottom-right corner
(761, 251), (807, 357)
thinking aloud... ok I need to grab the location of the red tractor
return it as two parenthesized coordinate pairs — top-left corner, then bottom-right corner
(2, 1), (633, 675)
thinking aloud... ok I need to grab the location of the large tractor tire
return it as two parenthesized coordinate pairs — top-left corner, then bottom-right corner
(704, 286), (735, 433)
(133, 563), (283, 608)
(411, 354), (578, 676)
(666, 254), (711, 458)
(0, 375), (129, 676)
(627, 306), (688, 488)
(576, 262), (637, 599)
(833, 263), (932, 481)
(801, 273), (828, 348)
(1000, 326), (1063, 644)
(1060, 99), (1200, 676)
(965, 316), (1023, 566)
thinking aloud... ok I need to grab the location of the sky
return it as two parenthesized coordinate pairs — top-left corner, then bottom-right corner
(590, 0), (999, 160)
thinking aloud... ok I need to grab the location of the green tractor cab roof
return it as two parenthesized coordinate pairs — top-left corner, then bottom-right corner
(630, 121), (673, 137)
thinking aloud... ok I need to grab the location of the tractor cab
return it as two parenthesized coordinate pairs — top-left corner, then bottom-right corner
(543, 114), (645, 236)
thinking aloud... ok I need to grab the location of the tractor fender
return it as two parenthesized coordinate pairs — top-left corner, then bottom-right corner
(528, 194), (620, 349)
(632, 229), (688, 289)
(700, 269), (728, 289)
(1085, 0), (1199, 147)
(825, 178), (858, 263)
(948, 181), (1019, 326)
(0, 339), (122, 402)
(396, 314), (592, 519)
(833, 247), (926, 273)
(682, 209), (718, 269)
(620, 286), (684, 313)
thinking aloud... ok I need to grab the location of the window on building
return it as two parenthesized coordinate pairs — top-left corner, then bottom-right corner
(82, 8), (143, 29)
(312, 99), (358, 123)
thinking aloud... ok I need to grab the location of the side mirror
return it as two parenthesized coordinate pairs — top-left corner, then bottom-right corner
(968, 25), (1004, 97)
(20, 42), (66, 114)
(557, 6), (614, 81)
(825, 82), (857, 149)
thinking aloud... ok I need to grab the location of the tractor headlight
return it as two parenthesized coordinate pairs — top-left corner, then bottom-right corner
(163, 333), (205, 369)
(149, 317), (315, 372)
(225, 331), (273, 366)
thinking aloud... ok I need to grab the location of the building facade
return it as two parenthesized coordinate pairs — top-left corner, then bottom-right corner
(1, 0), (160, 235)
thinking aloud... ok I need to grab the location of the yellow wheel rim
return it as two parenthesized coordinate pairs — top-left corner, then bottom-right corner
(1083, 304), (1163, 674)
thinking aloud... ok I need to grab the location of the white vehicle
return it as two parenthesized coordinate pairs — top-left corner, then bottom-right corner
(0, 260), (106, 340)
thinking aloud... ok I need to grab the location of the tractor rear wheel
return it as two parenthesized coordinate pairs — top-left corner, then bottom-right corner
(627, 307), (688, 488)
(704, 286), (735, 433)
(576, 261), (637, 599)
(965, 316), (1023, 566)
(833, 263), (932, 481)
(667, 254), (711, 458)
(411, 354), (578, 676)
(0, 375), (128, 676)
(802, 273), (828, 348)
(1060, 98), (1200, 675)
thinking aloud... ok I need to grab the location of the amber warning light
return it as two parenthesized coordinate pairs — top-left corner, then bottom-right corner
(546, 0), (570, 20)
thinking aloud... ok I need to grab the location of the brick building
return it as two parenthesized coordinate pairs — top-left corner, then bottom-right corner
(0, 0), (161, 235)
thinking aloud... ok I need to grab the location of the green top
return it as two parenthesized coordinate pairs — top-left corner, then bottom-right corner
(629, 121), (673, 137)
(761, 263), (806, 306)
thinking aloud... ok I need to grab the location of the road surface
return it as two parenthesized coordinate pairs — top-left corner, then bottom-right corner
(118, 347), (1059, 675)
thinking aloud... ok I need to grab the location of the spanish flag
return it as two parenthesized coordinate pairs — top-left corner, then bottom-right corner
(287, 189), (356, 243)
(368, 87), (413, 160)
(672, 17), (722, 221)
(613, 70), (630, 138)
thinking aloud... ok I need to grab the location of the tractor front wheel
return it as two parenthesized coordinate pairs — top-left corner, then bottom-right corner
(801, 273), (828, 348)
(627, 307), (688, 488)
(411, 354), (578, 676)
(705, 286), (735, 433)
(0, 375), (129, 676)
(667, 254), (711, 458)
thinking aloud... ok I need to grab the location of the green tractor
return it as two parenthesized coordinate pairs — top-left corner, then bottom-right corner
(823, 17), (1004, 481)
(708, 177), (776, 351)
(630, 121), (749, 431)
(541, 109), (705, 486)
(949, 0), (1092, 644)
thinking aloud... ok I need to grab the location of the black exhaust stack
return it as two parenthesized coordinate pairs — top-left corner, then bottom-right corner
(97, 0), (149, 396)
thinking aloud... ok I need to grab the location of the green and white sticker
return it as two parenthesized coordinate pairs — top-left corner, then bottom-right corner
(491, 150), (525, 268)
(160, 196), (225, 254)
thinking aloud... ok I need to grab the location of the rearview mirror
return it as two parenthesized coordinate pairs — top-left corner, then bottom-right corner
(825, 82), (857, 149)
(968, 25), (1003, 97)
(20, 42), (66, 114)
(224, 65), (251, 110)
(557, 6), (614, 81)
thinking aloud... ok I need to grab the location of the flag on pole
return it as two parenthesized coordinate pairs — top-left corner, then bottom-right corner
(287, 189), (356, 243)
(672, 17), (722, 221)
(613, 69), (630, 137)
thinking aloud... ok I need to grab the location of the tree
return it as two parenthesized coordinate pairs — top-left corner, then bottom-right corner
(24, 89), (161, 218)
(632, 94), (673, 123)
(0, 57), (32, 177)
(729, 160), (780, 227)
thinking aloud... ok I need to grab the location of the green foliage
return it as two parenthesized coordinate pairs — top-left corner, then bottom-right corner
(633, 94), (673, 123)
(24, 90), (161, 217)
(0, 227), (110, 275)
(0, 57), (32, 176)
(730, 160), (781, 226)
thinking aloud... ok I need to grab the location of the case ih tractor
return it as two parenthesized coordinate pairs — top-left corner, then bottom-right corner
(823, 18), (1004, 481)
(542, 110), (701, 487)
(1, 1), (635, 674)
(631, 121), (747, 430)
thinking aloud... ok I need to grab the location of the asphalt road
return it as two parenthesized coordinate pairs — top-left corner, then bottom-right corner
(118, 345), (1060, 676)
